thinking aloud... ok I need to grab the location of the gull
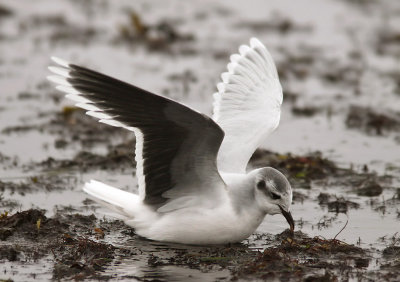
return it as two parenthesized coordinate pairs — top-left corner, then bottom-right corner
(47, 38), (294, 245)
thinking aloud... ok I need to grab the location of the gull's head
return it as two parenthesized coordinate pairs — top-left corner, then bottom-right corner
(252, 167), (294, 232)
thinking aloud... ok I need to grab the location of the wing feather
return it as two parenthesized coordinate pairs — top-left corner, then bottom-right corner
(48, 58), (226, 208)
(213, 38), (283, 173)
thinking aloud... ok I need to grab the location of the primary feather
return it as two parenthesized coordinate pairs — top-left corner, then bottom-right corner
(213, 37), (283, 173)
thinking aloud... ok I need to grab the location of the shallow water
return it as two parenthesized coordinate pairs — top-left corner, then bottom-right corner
(1, 0), (399, 281)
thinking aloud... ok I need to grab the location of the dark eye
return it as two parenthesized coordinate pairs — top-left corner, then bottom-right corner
(271, 192), (281, 200)
(257, 180), (266, 189)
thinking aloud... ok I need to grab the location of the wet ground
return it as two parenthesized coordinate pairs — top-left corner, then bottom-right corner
(0, 0), (399, 281)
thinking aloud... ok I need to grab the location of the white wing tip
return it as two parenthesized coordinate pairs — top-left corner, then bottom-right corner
(212, 92), (221, 121)
(239, 45), (251, 56)
(227, 62), (237, 73)
(230, 54), (241, 63)
(217, 82), (225, 92)
(221, 72), (230, 83)
(47, 75), (71, 86)
(51, 56), (70, 68)
(250, 37), (265, 49)
(65, 93), (90, 103)
(99, 119), (125, 128)
(58, 85), (80, 95)
(86, 111), (111, 120)
(48, 66), (70, 77)
(76, 102), (99, 111)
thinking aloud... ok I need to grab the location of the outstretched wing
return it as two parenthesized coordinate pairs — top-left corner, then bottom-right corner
(213, 38), (283, 173)
(48, 57), (226, 207)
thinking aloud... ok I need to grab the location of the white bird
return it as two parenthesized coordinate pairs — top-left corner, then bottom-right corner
(47, 38), (294, 245)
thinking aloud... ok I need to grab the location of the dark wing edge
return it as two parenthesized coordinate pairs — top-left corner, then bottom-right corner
(48, 57), (226, 206)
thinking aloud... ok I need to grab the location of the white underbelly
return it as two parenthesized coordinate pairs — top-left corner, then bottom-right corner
(134, 205), (265, 245)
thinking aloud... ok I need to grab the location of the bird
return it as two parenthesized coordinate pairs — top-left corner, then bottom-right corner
(47, 38), (294, 245)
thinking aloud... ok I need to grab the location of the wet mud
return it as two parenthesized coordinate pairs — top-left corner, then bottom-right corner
(1, 209), (399, 281)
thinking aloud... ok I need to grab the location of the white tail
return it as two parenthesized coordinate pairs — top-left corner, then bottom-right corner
(83, 180), (140, 218)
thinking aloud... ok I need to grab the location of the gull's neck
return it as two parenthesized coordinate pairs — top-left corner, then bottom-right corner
(221, 172), (265, 217)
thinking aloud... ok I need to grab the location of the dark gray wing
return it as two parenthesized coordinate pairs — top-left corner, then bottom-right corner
(48, 57), (226, 206)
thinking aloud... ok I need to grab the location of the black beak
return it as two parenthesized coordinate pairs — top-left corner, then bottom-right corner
(278, 205), (295, 233)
